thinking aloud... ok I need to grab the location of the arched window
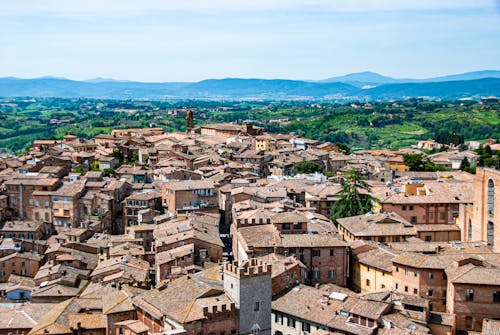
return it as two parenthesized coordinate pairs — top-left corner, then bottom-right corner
(488, 179), (495, 215)
(468, 219), (472, 241)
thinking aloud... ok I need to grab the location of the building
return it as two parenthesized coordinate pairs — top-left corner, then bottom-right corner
(0, 252), (43, 282)
(462, 168), (500, 252)
(445, 258), (500, 332)
(223, 259), (273, 335)
(123, 190), (162, 227)
(234, 223), (348, 286)
(162, 180), (218, 214)
(337, 213), (417, 243)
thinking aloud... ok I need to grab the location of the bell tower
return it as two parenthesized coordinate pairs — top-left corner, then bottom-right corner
(186, 109), (194, 133)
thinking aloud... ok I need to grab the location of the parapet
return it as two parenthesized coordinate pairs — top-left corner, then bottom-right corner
(222, 258), (272, 278)
(202, 302), (237, 320)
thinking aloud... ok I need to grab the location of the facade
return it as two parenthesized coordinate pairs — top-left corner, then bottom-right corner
(463, 168), (500, 252)
(162, 180), (218, 214)
(123, 190), (161, 227)
(223, 259), (272, 335)
(0, 252), (43, 282)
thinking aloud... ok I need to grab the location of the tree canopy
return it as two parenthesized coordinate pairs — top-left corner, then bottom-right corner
(295, 160), (323, 174)
(331, 169), (377, 219)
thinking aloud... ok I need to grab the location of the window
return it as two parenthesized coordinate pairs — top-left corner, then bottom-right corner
(488, 179), (495, 215)
(402, 205), (407, 211)
(254, 301), (260, 312)
(367, 266), (370, 272)
(395, 283), (399, 289)
(409, 205), (414, 210)
(429, 273), (434, 280)
(414, 271), (418, 277)
(28, 199), (33, 205)
(282, 223), (291, 230)
(405, 268), (409, 276)
(312, 249), (320, 257)
(287, 317), (296, 328)
(427, 290), (433, 297)
(293, 223), (303, 230)
(405, 286), (408, 293)
(366, 279), (370, 287)
(493, 291), (500, 303)
(414, 288), (418, 295)
(396, 266), (399, 272)
(439, 212), (445, 220)
(330, 249), (334, 256)
(466, 316), (473, 330)
(302, 323), (310, 332)
(275, 313), (283, 324)
(411, 216), (417, 224)
(328, 270), (335, 278)
(381, 284), (385, 289)
(313, 270), (321, 279)
(466, 288), (474, 301)
(425, 236), (432, 242)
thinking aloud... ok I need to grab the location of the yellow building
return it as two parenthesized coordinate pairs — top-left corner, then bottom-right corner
(352, 246), (396, 293)
(253, 135), (276, 152)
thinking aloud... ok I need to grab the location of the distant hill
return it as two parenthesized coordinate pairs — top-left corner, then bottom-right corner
(0, 72), (499, 100)
(320, 71), (401, 86)
(321, 70), (500, 87)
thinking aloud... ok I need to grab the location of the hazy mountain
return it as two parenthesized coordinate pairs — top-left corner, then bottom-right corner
(321, 70), (500, 87)
(0, 73), (499, 100)
(320, 71), (401, 85)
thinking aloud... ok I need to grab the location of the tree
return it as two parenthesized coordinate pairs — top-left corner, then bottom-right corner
(403, 154), (424, 171)
(331, 169), (377, 219)
(295, 160), (323, 174)
(459, 157), (470, 170)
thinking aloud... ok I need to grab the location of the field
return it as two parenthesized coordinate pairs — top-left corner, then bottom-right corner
(0, 98), (499, 153)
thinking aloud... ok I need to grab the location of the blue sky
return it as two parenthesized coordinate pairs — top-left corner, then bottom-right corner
(1, 0), (499, 82)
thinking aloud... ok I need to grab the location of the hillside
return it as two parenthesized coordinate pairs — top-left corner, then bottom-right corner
(0, 73), (499, 100)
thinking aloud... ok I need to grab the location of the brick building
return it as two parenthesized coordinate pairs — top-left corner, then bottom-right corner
(4, 176), (61, 221)
(162, 180), (218, 214)
(460, 168), (500, 252)
(337, 212), (417, 243)
(123, 190), (162, 227)
(0, 252), (43, 281)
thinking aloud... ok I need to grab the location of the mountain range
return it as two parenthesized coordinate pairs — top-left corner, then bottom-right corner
(0, 70), (499, 100)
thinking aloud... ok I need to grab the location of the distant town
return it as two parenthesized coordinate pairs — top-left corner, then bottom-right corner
(0, 108), (499, 335)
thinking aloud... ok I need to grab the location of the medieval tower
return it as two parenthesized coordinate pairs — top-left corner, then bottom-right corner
(223, 259), (272, 335)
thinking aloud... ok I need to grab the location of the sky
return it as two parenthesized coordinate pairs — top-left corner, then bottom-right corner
(0, 0), (499, 82)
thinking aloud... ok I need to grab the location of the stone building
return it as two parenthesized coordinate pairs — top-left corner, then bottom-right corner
(223, 259), (272, 335)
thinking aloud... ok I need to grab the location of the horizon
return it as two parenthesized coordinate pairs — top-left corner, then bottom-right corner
(1, 0), (499, 82)
(3, 69), (500, 83)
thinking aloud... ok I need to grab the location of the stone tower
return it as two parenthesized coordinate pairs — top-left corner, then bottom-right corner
(223, 259), (272, 335)
(186, 109), (194, 133)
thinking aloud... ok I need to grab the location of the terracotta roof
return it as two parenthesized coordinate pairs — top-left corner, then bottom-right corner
(356, 248), (400, 272)
(336, 213), (416, 238)
(115, 320), (149, 333)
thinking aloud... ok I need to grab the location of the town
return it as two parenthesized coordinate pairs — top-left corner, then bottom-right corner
(0, 110), (498, 335)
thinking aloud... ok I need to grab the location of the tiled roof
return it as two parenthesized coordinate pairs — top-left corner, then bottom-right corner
(356, 248), (399, 272)
(336, 212), (416, 237)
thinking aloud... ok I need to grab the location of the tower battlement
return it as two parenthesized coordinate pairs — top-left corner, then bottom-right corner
(222, 258), (272, 278)
(202, 302), (237, 320)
